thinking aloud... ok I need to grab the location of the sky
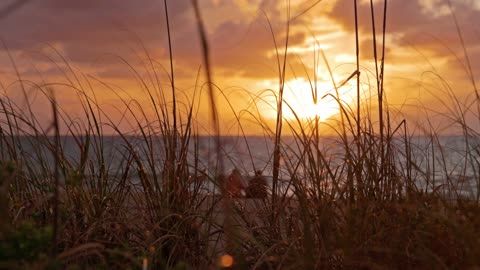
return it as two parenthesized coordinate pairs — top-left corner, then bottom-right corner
(0, 0), (478, 135)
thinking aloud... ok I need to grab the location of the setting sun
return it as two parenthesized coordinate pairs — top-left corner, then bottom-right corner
(259, 77), (356, 122)
(284, 77), (354, 121)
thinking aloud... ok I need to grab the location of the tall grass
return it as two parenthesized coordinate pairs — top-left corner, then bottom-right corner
(1, 0), (480, 269)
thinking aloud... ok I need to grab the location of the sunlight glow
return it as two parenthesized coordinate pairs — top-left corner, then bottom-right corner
(281, 77), (355, 121)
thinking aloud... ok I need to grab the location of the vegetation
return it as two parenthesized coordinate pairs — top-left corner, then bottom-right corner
(1, 0), (480, 269)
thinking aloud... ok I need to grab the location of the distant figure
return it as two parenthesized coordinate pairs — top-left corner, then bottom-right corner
(246, 170), (268, 199)
(227, 169), (246, 197)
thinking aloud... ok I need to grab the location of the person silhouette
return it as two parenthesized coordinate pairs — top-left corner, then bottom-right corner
(226, 168), (246, 198)
(246, 170), (268, 199)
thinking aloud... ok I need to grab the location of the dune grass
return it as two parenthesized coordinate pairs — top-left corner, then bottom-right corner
(1, 0), (480, 269)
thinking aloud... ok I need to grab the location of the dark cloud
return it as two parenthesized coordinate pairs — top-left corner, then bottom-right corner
(0, 0), (194, 71)
(0, 0), (308, 83)
(327, 0), (480, 55)
(328, 0), (438, 35)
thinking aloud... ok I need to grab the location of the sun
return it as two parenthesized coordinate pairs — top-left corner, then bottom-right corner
(256, 77), (356, 122)
(281, 77), (354, 121)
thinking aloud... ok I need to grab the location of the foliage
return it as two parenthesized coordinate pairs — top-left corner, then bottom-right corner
(0, 0), (479, 269)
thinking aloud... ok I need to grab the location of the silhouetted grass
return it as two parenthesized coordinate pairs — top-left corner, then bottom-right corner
(1, 1), (480, 269)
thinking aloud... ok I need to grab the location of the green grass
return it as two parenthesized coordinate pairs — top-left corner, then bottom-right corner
(1, 0), (480, 269)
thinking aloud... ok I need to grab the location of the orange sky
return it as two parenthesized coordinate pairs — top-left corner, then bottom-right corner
(0, 0), (478, 135)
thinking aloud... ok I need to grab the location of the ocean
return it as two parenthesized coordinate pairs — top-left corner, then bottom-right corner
(4, 135), (479, 198)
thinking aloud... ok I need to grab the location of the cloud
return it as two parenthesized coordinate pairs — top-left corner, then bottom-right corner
(0, 0), (194, 72)
(0, 0), (323, 84)
(326, 0), (480, 58)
